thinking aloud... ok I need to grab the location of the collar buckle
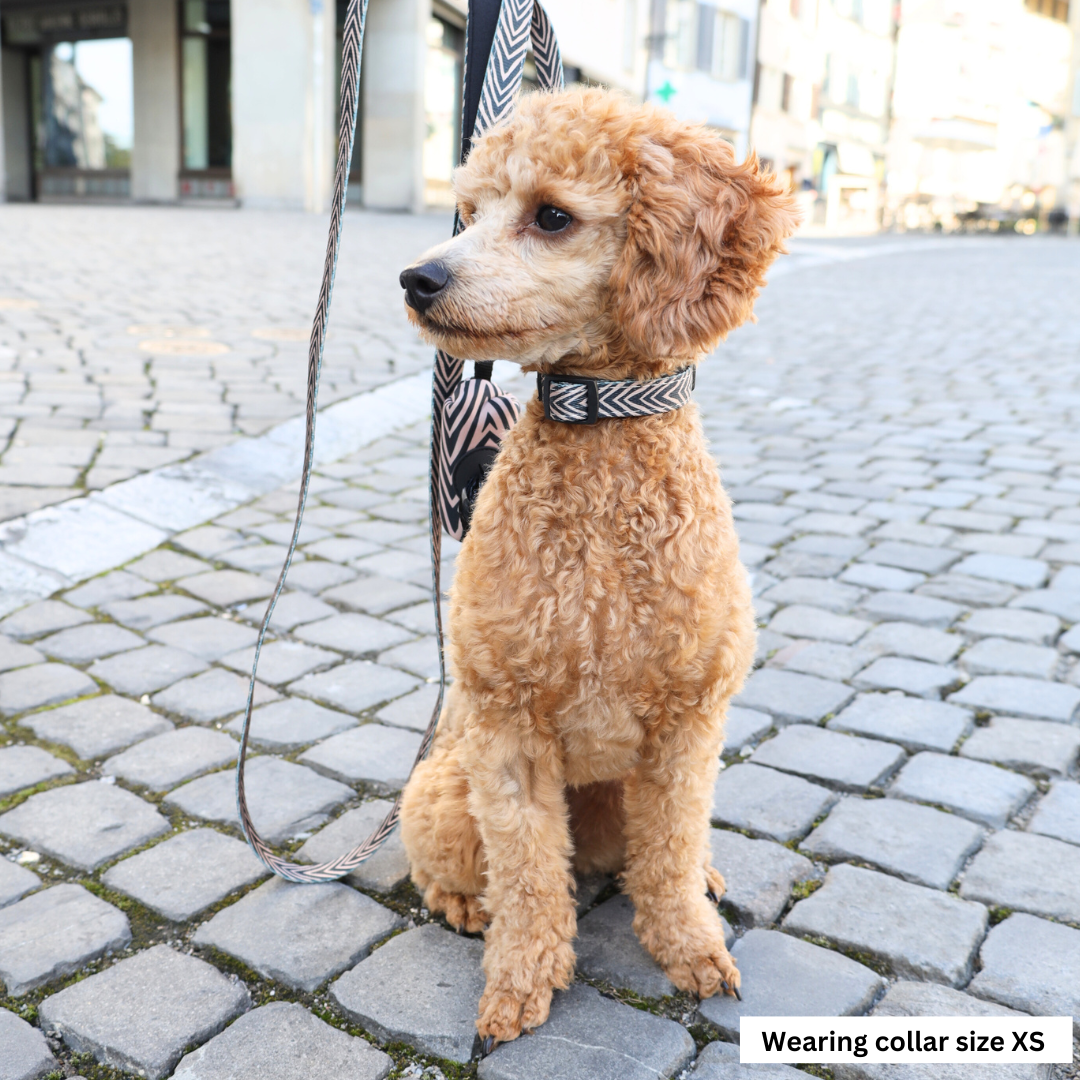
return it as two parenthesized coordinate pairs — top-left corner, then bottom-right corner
(538, 373), (600, 425)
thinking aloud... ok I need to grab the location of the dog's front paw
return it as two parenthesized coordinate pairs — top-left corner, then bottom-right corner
(423, 882), (490, 933)
(705, 863), (726, 904)
(664, 937), (741, 1000)
(638, 901), (741, 1000)
(476, 937), (575, 1046)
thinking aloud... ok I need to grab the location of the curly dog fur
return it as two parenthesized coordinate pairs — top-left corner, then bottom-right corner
(398, 88), (798, 1046)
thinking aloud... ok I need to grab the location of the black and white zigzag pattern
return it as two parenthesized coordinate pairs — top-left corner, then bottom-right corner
(544, 367), (697, 424)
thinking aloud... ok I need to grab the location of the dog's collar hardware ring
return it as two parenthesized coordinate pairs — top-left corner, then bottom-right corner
(537, 365), (698, 425)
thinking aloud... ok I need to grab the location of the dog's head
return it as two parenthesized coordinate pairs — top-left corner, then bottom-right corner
(401, 88), (799, 377)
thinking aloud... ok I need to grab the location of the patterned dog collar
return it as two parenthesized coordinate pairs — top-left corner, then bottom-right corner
(537, 365), (696, 424)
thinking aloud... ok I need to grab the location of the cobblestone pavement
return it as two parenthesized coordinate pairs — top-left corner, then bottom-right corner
(1, 215), (1079, 1080)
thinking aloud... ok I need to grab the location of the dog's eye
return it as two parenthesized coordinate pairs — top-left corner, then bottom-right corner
(535, 205), (572, 232)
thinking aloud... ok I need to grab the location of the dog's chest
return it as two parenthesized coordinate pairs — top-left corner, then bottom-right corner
(448, 406), (742, 711)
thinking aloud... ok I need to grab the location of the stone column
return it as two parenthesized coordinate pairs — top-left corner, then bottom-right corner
(361, 0), (430, 212)
(129, 0), (181, 202)
(231, 0), (335, 210)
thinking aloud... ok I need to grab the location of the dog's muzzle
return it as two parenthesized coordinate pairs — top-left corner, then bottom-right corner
(400, 261), (451, 314)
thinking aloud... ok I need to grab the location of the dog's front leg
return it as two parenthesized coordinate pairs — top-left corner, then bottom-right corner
(464, 711), (576, 1046)
(622, 726), (740, 999)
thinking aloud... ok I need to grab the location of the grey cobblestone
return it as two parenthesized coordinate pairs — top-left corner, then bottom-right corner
(0, 601), (92, 641)
(708, 829), (814, 927)
(734, 669), (854, 724)
(0, 855), (41, 908)
(88, 644), (208, 696)
(298, 722), (422, 791)
(0, 663), (97, 716)
(782, 863), (988, 986)
(1026, 780), (1080, 846)
(959, 716), (1080, 777)
(0, 745), (73, 797)
(858, 621), (961, 664)
(712, 763), (838, 842)
(297, 800), (410, 891)
(224, 697), (358, 747)
(0, 1008), (56, 1080)
(851, 656), (960, 698)
(102, 828), (268, 921)
(21, 694), (171, 758)
(0, 635), (44, 672)
(856, 590), (963, 628)
(697, 929), (883, 1041)
(750, 724), (905, 792)
(959, 636), (1059, 678)
(100, 594), (208, 629)
(39, 945), (250, 1079)
(103, 727), (237, 790)
(193, 877), (403, 991)
(147, 616), (259, 660)
(151, 667), (279, 723)
(800, 795), (984, 889)
(948, 675), (1080, 721)
(0, 884), (131, 995)
(828, 692), (973, 753)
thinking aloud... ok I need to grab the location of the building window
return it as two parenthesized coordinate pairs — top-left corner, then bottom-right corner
(1024, 0), (1069, 20)
(665, 2), (747, 80)
(180, 0), (231, 174)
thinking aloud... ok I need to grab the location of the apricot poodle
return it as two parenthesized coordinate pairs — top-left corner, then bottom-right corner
(397, 87), (798, 1048)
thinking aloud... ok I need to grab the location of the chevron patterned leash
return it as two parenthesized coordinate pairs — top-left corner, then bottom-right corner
(539, 366), (697, 425)
(236, 0), (562, 883)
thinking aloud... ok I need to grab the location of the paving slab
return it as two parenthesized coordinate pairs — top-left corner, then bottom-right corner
(697, 929), (883, 1042)
(127, 549), (213, 582)
(0, 663), (98, 716)
(948, 675), (1080, 722)
(193, 876), (403, 991)
(0, 1007), (56, 1080)
(278, 559), (359, 593)
(101, 594), (208, 630)
(859, 542), (960, 575)
(917, 573), (1017, 606)
(20, 694), (172, 759)
(767, 605), (870, 644)
(0, 745), (74, 797)
(959, 716), (1080, 777)
(103, 828), (268, 921)
(289, 660), (420, 714)
(1026, 780), (1080, 846)
(479, 982), (695, 1080)
(0, 884), (131, 996)
(840, 563), (925, 591)
(959, 637), (1059, 679)
(800, 796), (984, 890)
(856, 591), (962, 628)
(62, 572), (158, 611)
(750, 725), (905, 793)
(959, 829), (1080, 922)
(774, 641), (873, 682)
(782, 864), (988, 986)
(0, 855), (41, 908)
(734, 669), (854, 724)
(147, 616), (259, 660)
(712, 763), (838, 843)
(152, 667), (280, 723)
(852, 657), (960, 699)
(88, 644), (209, 696)
(0, 781), (170, 870)
(374, 681), (441, 733)
(321, 575), (430, 615)
(760, 578), (863, 613)
(240, 591), (338, 631)
(299, 722), (422, 791)
(1010, 587), (1080, 622)
(951, 553), (1048, 588)
(220, 640), (339, 685)
(103, 727), (237, 790)
(36, 623), (145, 664)
(858, 622), (961, 664)
(834, 981), (1050, 1080)
(888, 752), (1035, 828)
(171, 1001), (392, 1080)
(828, 692), (973, 754)
(297, 799), (410, 891)
(179, 570), (275, 607)
(225, 697), (358, 747)
(172, 525), (250, 559)
(0, 601), (93, 640)
(968, 913), (1080, 1035)
(38, 945), (250, 1080)
(692, 1040), (806, 1079)
(331, 923), (485, 1063)
(292, 613), (413, 655)
(165, 755), (352, 841)
(0, 635), (45, 673)
(720, 705), (773, 753)
(708, 829), (814, 927)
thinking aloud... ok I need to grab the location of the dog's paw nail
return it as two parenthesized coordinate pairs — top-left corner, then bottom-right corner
(721, 980), (728, 991)
(481, 1035), (496, 1057)
(706, 889), (719, 904)
(733, 985), (743, 1001)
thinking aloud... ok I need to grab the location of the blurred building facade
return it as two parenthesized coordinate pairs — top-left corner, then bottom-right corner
(0, 0), (1076, 230)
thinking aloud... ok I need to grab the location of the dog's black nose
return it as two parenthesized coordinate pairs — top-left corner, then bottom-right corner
(400, 261), (451, 314)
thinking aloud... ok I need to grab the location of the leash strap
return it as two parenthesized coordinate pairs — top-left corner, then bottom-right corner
(235, 0), (561, 882)
(538, 366), (696, 425)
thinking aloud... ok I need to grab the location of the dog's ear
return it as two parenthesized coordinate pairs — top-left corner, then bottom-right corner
(609, 120), (800, 358)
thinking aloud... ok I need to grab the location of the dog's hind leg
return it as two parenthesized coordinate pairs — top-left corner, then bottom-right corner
(567, 780), (625, 875)
(621, 718), (740, 1000)
(400, 690), (490, 933)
